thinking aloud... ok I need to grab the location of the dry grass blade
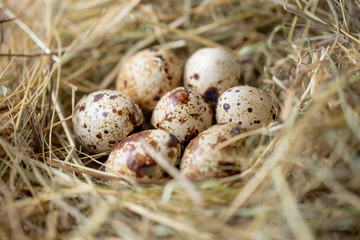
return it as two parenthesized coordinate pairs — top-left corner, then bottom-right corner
(3, 8), (60, 63)
(133, 14), (231, 50)
(272, 166), (315, 240)
(219, 134), (283, 222)
(122, 202), (211, 240)
(0, 179), (30, 240)
(0, 17), (15, 24)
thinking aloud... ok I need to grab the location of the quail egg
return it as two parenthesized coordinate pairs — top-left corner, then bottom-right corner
(105, 129), (181, 179)
(183, 47), (242, 105)
(73, 90), (143, 153)
(151, 87), (213, 146)
(216, 86), (276, 131)
(180, 122), (247, 181)
(116, 47), (182, 113)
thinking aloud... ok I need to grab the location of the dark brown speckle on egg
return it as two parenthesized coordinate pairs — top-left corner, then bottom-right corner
(169, 88), (190, 105)
(184, 129), (199, 145)
(231, 126), (241, 135)
(155, 55), (165, 62)
(204, 87), (219, 102)
(93, 94), (104, 102)
(223, 103), (230, 111)
(167, 133), (180, 148)
(164, 113), (173, 122)
(150, 47), (159, 52)
(129, 111), (141, 126)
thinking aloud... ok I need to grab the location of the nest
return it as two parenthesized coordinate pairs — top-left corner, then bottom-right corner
(0, 0), (359, 239)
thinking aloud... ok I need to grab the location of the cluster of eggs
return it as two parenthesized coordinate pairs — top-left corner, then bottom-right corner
(73, 47), (277, 181)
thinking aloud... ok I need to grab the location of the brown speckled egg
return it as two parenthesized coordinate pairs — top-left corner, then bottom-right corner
(73, 90), (143, 153)
(105, 129), (181, 179)
(216, 86), (276, 131)
(183, 47), (242, 105)
(180, 122), (247, 181)
(116, 47), (182, 113)
(151, 87), (214, 146)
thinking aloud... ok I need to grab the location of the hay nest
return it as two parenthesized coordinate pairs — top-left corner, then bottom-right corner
(0, 0), (359, 239)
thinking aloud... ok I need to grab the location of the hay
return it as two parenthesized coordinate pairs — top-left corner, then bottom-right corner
(0, 0), (359, 239)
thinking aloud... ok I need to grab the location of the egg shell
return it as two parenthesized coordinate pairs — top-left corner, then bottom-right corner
(180, 122), (247, 181)
(183, 47), (242, 105)
(116, 47), (182, 112)
(73, 90), (143, 153)
(151, 87), (214, 146)
(216, 86), (276, 131)
(105, 129), (181, 179)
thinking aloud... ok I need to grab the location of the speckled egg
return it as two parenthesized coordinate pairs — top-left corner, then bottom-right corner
(73, 90), (143, 153)
(116, 47), (182, 112)
(151, 87), (214, 146)
(105, 129), (181, 179)
(216, 85), (276, 131)
(181, 122), (247, 181)
(183, 47), (242, 105)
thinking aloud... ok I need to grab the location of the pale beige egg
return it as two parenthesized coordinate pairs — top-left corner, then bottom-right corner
(184, 47), (242, 105)
(180, 122), (247, 181)
(73, 90), (143, 153)
(151, 87), (214, 146)
(116, 47), (182, 113)
(216, 86), (276, 131)
(106, 129), (181, 179)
